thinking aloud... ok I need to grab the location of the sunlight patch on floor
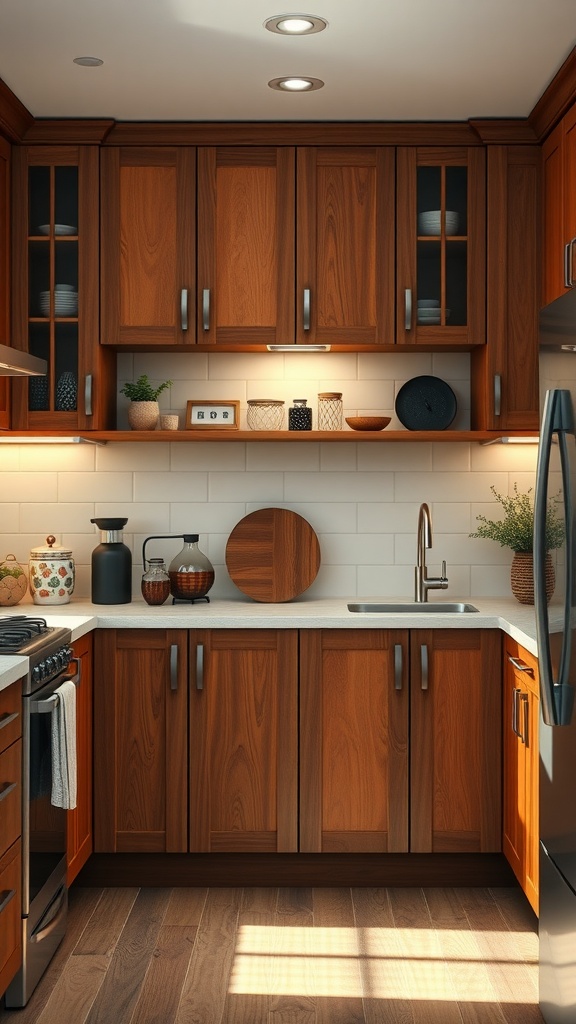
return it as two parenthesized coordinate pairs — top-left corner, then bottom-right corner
(228, 924), (538, 1001)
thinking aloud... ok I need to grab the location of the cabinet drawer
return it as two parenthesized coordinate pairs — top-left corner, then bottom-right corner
(0, 839), (22, 993)
(0, 740), (21, 860)
(0, 682), (22, 755)
(505, 639), (539, 697)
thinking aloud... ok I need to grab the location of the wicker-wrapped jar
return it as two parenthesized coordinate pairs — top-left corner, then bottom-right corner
(247, 399), (285, 430)
(318, 392), (343, 430)
(510, 551), (555, 605)
(0, 554), (28, 607)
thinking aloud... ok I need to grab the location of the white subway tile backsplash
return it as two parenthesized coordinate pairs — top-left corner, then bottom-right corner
(2, 350), (542, 602)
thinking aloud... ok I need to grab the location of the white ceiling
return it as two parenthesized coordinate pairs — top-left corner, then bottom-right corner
(0, 0), (575, 123)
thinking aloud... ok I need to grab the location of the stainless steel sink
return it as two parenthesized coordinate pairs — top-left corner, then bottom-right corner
(347, 602), (479, 614)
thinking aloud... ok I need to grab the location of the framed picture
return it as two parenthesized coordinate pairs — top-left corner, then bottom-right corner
(185, 399), (240, 430)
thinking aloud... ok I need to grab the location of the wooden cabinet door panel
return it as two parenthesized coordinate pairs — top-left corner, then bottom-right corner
(189, 629), (298, 852)
(0, 136), (9, 429)
(542, 121), (565, 307)
(67, 632), (93, 884)
(101, 147), (196, 346)
(503, 638), (539, 914)
(472, 146), (540, 430)
(299, 629), (409, 853)
(94, 629), (188, 852)
(197, 147), (295, 345)
(410, 629), (501, 853)
(296, 148), (395, 346)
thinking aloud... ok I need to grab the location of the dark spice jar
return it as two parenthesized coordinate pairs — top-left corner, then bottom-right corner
(288, 398), (312, 431)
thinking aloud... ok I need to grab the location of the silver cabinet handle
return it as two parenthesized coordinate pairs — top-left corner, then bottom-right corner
(0, 889), (15, 916)
(494, 374), (502, 417)
(84, 373), (93, 417)
(520, 692), (529, 747)
(0, 711), (18, 731)
(512, 687), (522, 738)
(196, 643), (204, 691)
(565, 237), (576, 288)
(170, 644), (178, 691)
(202, 289), (210, 332)
(508, 656), (534, 675)
(303, 288), (311, 331)
(180, 288), (188, 331)
(420, 644), (428, 690)
(405, 288), (412, 331)
(0, 780), (16, 802)
(394, 644), (403, 691)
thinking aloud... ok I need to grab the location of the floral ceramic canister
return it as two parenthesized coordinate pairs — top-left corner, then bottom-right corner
(29, 535), (75, 605)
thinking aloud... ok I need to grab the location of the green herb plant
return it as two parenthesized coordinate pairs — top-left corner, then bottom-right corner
(119, 374), (172, 402)
(470, 484), (564, 553)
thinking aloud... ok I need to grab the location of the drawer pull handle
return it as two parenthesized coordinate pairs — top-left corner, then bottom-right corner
(84, 373), (93, 417)
(508, 656), (534, 675)
(303, 288), (311, 331)
(512, 687), (522, 739)
(494, 374), (502, 417)
(202, 289), (210, 332)
(0, 781), (17, 802)
(420, 644), (429, 690)
(520, 692), (529, 747)
(405, 288), (412, 331)
(180, 288), (188, 331)
(0, 711), (18, 731)
(0, 889), (15, 915)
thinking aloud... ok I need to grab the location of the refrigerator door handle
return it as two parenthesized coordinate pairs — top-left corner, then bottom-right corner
(534, 388), (576, 726)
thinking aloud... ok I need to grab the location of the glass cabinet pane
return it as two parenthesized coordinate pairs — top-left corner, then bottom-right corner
(28, 324), (50, 411)
(29, 167), (50, 234)
(55, 325), (78, 411)
(416, 163), (468, 328)
(54, 167), (78, 232)
(29, 240), (50, 317)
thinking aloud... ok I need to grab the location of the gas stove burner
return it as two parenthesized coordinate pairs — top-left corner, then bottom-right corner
(0, 615), (50, 647)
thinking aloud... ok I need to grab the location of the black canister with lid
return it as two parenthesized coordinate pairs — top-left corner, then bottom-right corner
(90, 517), (132, 604)
(288, 398), (312, 431)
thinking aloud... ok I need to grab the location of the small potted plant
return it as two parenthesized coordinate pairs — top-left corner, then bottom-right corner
(119, 374), (173, 431)
(470, 484), (564, 604)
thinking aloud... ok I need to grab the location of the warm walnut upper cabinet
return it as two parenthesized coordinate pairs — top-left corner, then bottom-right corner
(396, 147), (486, 346)
(100, 147), (196, 347)
(101, 145), (396, 348)
(542, 105), (576, 306)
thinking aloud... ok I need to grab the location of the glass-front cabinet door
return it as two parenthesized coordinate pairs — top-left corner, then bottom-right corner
(396, 147), (486, 346)
(11, 146), (114, 430)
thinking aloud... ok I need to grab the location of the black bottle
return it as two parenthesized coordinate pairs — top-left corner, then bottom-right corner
(90, 517), (132, 604)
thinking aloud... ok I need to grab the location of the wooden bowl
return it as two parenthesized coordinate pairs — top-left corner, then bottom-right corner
(345, 416), (391, 432)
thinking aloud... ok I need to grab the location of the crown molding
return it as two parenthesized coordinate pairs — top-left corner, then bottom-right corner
(22, 119), (115, 144)
(0, 77), (33, 142)
(529, 46), (576, 140)
(468, 119), (538, 144)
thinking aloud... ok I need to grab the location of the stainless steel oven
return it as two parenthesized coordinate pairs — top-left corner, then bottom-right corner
(0, 615), (79, 1008)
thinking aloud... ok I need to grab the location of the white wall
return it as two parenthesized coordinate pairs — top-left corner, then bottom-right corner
(0, 351), (540, 601)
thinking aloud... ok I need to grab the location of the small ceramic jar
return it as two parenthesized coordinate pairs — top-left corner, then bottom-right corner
(29, 535), (75, 605)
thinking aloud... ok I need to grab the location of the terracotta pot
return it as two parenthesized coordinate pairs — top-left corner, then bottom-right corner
(510, 551), (555, 605)
(127, 400), (159, 431)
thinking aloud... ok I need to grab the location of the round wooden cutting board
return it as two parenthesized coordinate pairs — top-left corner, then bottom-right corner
(225, 507), (321, 602)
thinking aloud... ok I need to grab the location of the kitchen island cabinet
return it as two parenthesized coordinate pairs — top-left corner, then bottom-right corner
(66, 631), (93, 884)
(502, 636), (539, 914)
(300, 627), (502, 854)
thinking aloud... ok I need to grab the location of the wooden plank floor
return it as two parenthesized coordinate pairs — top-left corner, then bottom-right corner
(0, 886), (543, 1024)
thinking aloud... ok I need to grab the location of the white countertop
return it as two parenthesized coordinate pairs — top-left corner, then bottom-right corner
(0, 595), (556, 693)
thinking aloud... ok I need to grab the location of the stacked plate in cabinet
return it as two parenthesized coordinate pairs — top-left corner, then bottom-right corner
(417, 299), (449, 326)
(39, 285), (78, 317)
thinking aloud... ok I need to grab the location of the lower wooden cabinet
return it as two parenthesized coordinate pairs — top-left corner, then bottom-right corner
(300, 628), (502, 853)
(94, 629), (188, 852)
(67, 632), (94, 884)
(503, 637), (539, 914)
(94, 626), (501, 857)
(0, 677), (23, 997)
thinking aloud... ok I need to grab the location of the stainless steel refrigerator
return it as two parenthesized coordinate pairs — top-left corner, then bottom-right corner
(536, 288), (576, 1023)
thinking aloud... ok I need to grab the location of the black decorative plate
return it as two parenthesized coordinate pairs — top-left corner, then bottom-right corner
(395, 375), (457, 431)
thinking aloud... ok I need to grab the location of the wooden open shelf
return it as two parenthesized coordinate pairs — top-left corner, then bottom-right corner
(0, 429), (540, 443)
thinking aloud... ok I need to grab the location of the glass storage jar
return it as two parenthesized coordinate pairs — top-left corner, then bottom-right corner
(247, 399), (285, 430)
(141, 557), (171, 606)
(288, 398), (312, 431)
(318, 392), (343, 430)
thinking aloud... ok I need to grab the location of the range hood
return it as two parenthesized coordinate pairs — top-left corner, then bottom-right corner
(0, 344), (47, 376)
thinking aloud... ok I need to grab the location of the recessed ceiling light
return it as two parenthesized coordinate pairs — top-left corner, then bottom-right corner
(264, 14), (327, 35)
(268, 76), (324, 92)
(73, 56), (104, 67)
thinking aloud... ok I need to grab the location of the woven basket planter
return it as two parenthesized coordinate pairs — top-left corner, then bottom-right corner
(510, 551), (555, 605)
(127, 400), (159, 431)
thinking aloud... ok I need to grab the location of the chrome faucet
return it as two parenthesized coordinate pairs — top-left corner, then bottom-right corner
(415, 502), (449, 602)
